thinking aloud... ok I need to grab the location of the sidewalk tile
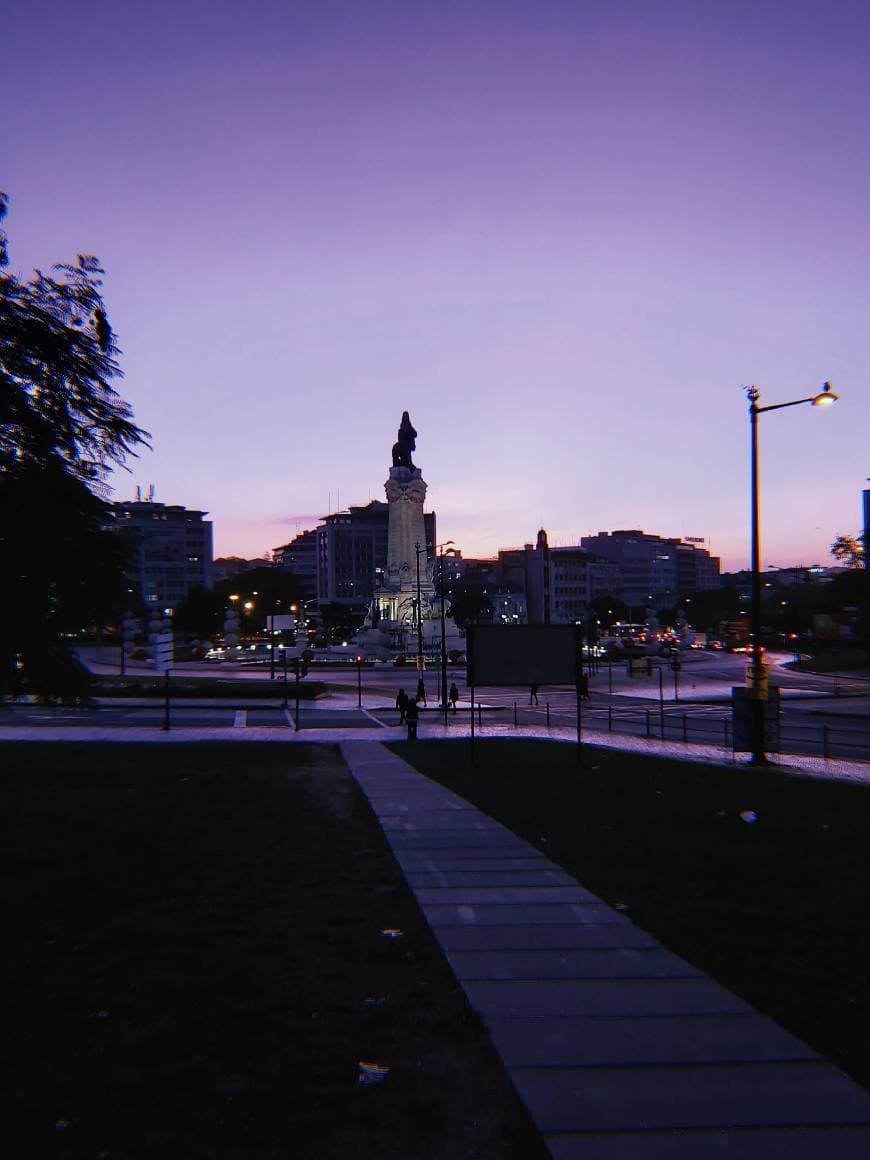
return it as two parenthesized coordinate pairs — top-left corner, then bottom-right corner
(511, 1062), (870, 1133)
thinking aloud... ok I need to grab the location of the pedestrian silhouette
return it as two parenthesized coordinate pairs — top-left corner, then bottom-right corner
(529, 684), (539, 706)
(406, 696), (419, 740)
(416, 678), (427, 706)
(449, 682), (459, 712)
(395, 688), (408, 723)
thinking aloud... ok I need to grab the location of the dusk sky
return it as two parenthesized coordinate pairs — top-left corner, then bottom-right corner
(5, 0), (868, 571)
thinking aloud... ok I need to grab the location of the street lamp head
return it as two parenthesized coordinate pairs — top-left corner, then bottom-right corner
(811, 381), (838, 407)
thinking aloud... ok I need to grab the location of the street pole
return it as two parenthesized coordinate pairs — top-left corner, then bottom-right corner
(357, 657), (362, 708)
(658, 665), (665, 738)
(745, 382), (839, 764)
(440, 549), (448, 725)
(415, 541), (424, 679)
(748, 388), (766, 764)
(269, 610), (276, 680)
(575, 624), (583, 767)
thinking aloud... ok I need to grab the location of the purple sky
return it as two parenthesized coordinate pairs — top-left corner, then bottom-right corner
(5, 0), (868, 571)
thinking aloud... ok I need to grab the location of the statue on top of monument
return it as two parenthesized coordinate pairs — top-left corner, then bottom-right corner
(391, 410), (417, 470)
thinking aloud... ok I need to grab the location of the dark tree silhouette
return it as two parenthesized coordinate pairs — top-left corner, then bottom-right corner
(831, 534), (864, 570)
(447, 589), (493, 628)
(0, 193), (149, 699)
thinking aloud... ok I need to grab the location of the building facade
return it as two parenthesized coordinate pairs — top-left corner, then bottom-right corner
(273, 528), (318, 598)
(316, 501), (436, 609)
(108, 500), (213, 609)
(580, 530), (720, 606)
(495, 530), (619, 624)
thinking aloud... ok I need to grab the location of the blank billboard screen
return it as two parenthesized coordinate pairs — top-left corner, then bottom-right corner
(468, 625), (579, 686)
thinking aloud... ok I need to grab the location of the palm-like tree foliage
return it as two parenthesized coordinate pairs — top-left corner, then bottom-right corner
(0, 193), (150, 699)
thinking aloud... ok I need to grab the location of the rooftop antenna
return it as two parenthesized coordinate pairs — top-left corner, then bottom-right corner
(147, 484), (155, 502)
(135, 485), (141, 502)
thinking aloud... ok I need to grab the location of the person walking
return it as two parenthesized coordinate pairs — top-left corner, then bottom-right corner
(448, 682), (459, 712)
(416, 677), (427, 706)
(405, 695), (419, 740)
(529, 684), (539, 706)
(395, 688), (408, 724)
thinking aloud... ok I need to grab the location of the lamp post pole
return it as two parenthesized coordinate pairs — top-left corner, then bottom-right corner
(414, 541), (424, 677)
(746, 382), (839, 765)
(748, 387), (765, 764)
(269, 606), (277, 680)
(437, 541), (454, 724)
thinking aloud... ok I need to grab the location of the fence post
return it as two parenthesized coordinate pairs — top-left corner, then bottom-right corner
(478, 701), (482, 729)
(823, 723), (830, 761)
(723, 718), (729, 755)
(513, 701), (518, 727)
(546, 702), (550, 727)
(646, 709), (651, 738)
(608, 704), (613, 732)
(682, 714), (688, 743)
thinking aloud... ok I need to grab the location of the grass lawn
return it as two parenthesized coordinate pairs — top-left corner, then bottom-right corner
(2, 743), (546, 1159)
(390, 739), (870, 1091)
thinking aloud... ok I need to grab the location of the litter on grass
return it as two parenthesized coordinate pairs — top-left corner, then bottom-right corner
(740, 810), (759, 824)
(358, 1061), (390, 1086)
(380, 928), (403, 939)
(363, 996), (386, 1007)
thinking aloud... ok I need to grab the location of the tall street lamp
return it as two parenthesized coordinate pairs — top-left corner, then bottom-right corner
(437, 540), (455, 722)
(746, 381), (839, 764)
(414, 541), (425, 677)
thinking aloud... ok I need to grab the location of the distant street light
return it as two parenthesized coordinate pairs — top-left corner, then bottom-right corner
(746, 381), (839, 764)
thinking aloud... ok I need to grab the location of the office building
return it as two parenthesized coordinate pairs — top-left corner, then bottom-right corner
(316, 501), (436, 609)
(273, 528), (318, 598)
(580, 530), (720, 606)
(107, 498), (213, 609)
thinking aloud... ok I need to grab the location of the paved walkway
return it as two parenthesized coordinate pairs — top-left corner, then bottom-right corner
(342, 740), (870, 1158)
(3, 715), (869, 785)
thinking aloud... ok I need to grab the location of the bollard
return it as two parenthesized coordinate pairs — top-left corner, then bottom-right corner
(682, 714), (688, 743)
(478, 702), (482, 728)
(546, 702), (550, 727)
(608, 704), (613, 732)
(823, 723), (830, 761)
(646, 709), (651, 738)
(514, 701), (518, 727)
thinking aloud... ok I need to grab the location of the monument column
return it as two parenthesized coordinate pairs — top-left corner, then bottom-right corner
(384, 468), (433, 595)
(374, 410), (434, 624)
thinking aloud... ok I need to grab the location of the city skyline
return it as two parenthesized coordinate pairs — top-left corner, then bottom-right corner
(5, 0), (867, 571)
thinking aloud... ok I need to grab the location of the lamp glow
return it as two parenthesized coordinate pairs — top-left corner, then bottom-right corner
(812, 381), (838, 406)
